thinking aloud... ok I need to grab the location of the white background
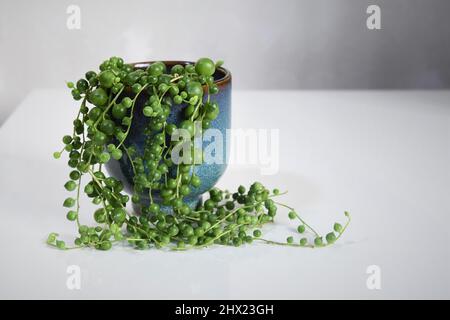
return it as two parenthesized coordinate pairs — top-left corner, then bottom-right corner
(1, 0), (450, 123)
(0, 90), (448, 299)
(0, 0), (449, 300)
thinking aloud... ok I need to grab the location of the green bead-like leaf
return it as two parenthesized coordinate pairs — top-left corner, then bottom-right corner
(47, 233), (58, 244)
(326, 232), (337, 244)
(334, 223), (343, 233)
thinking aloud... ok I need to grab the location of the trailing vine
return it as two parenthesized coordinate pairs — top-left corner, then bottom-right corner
(48, 57), (350, 251)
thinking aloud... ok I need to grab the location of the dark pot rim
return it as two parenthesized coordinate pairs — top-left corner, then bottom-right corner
(129, 60), (232, 88)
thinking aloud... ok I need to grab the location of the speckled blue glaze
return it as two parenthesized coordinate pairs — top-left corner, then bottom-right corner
(105, 61), (231, 213)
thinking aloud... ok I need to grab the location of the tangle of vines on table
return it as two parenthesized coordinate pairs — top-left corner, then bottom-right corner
(48, 57), (351, 251)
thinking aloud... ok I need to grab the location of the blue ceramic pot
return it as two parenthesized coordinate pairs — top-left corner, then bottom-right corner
(105, 61), (232, 213)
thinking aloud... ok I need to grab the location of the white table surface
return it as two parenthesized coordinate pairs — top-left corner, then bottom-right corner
(0, 89), (449, 299)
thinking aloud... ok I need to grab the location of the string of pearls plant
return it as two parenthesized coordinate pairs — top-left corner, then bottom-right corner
(48, 57), (350, 251)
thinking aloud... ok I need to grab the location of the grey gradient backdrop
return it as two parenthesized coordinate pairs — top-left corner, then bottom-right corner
(0, 0), (449, 123)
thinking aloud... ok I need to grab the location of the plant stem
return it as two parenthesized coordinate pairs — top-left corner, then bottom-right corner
(274, 201), (320, 237)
